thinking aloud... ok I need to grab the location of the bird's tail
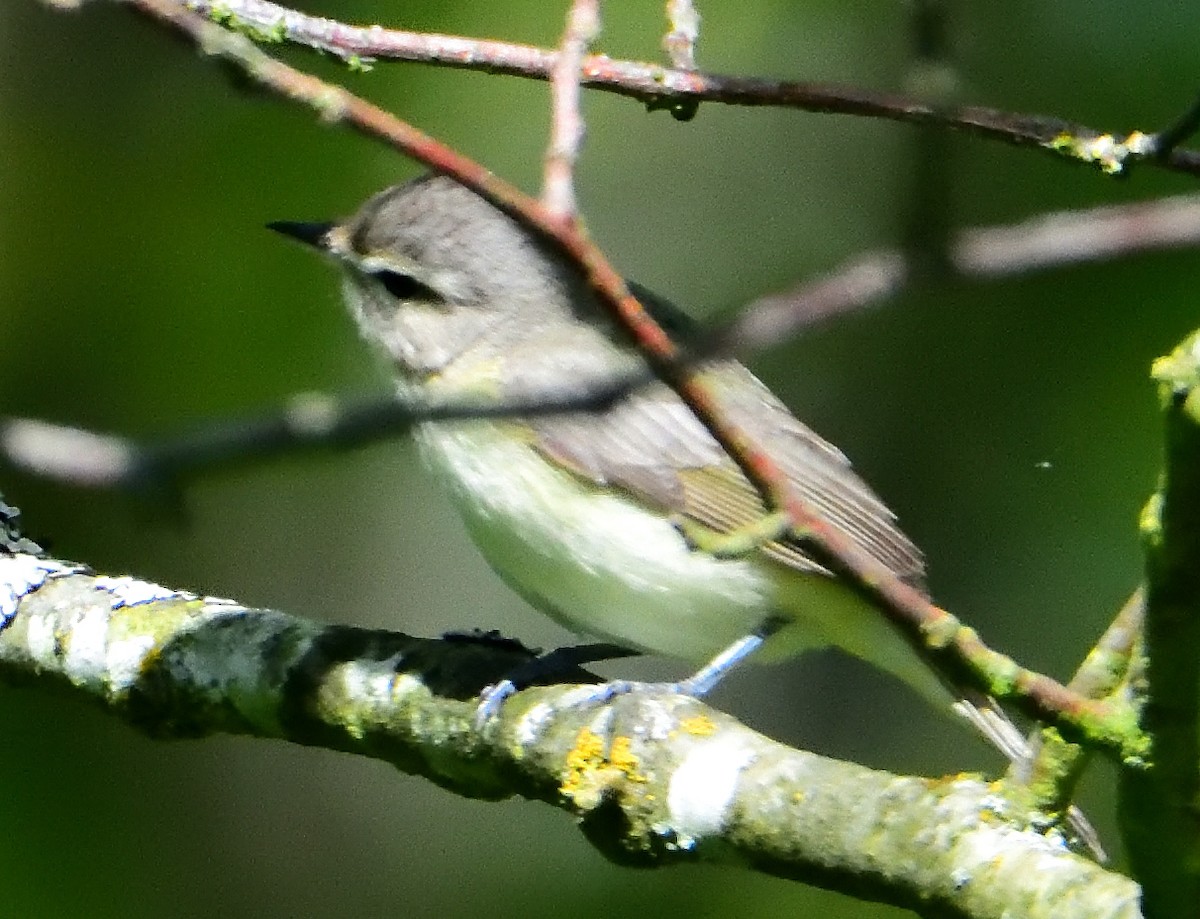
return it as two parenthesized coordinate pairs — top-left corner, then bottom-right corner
(952, 694), (1105, 862)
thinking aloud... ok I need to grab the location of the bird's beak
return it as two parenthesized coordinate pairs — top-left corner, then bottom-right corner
(266, 220), (335, 250)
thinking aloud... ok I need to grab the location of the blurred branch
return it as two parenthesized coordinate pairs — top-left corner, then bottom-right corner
(0, 379), (650, 491)
(1118, 340), (1200, 916)
(177, 0), (1200, 177)
(900, 0), (957, 274)
(0, 543), (1138, 918)
(723, 191), (1200, 367)
(11, 190), (1200, 490)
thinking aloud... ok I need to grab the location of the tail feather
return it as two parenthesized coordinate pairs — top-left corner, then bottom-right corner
(952, 695), (1105, 862)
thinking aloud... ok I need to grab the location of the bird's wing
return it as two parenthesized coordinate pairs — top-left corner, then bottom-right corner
(531, 360), (926, 588)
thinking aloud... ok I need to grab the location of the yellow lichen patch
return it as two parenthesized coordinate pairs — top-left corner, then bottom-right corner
(563, 727), (606, 774)
(924, 772), (980, 790)
(559, 728), (647, 810)
(608, 737), (648, 783)
(678, 714), (717, 736)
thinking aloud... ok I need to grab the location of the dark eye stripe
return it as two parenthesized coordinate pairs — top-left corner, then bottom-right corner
(374, 270), (441, 302)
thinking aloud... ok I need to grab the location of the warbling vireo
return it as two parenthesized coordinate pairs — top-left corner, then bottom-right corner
(269, 174), (1010, 748)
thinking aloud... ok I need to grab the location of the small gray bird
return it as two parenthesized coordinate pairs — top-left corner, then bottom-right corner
(272, 174), (1102, 858)
(271, 175), (1006, 747)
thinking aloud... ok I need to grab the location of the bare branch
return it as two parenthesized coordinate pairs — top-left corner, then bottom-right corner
(175, 0), (1200, 177)
(722, 192), (1200, 358)
(0, 377), (650, 491)
(954, 193), (1200, 275)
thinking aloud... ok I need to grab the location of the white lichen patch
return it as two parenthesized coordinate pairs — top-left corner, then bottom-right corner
(335, 664), (424, 739)
(93, 575), (190, 609)
(25, 606), (57, 664)
(666, 731), (756, 846)
(633, 700), (682, 742)
(62, 601), (121, 689)
(515, 700), (557, 746)
(0, 554), (87, 627)
(954, 818), (1079, 889)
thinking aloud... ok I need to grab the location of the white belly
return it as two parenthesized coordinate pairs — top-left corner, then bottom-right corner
(415, 420), (802, 661)
(415, 420), (949, 705)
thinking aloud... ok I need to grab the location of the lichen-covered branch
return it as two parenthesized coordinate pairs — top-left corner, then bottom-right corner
(1013, 589), (1143, 828)
(0, 549), (1136, 918)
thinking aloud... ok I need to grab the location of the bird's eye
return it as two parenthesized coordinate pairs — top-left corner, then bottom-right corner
(372, 269), (442, 302)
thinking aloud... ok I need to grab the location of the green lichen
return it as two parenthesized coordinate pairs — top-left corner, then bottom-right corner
(110, 597), (206, 650)
(206, 4), (287, 45)
(1044, 129), (1153, 175)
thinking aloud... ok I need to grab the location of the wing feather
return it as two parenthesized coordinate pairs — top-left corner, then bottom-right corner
(532, 360), (926, 589)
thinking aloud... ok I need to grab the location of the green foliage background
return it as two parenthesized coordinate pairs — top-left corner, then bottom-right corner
(1, 2), (1195, 916)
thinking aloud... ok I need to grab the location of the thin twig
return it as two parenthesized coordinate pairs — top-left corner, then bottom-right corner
(663, 0), (700, 70)
(178, 0), (1200, 177)
(543, 0), (599, 220)
(1150, 89), (1200, 159)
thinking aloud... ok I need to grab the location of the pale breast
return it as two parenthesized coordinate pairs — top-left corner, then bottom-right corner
(414, 419), (796, 662)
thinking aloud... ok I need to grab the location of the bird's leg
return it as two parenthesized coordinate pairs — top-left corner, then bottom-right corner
(475, 642), (638, 725)
(673, 616), (789, 695)
(573, 616), (789, 705)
